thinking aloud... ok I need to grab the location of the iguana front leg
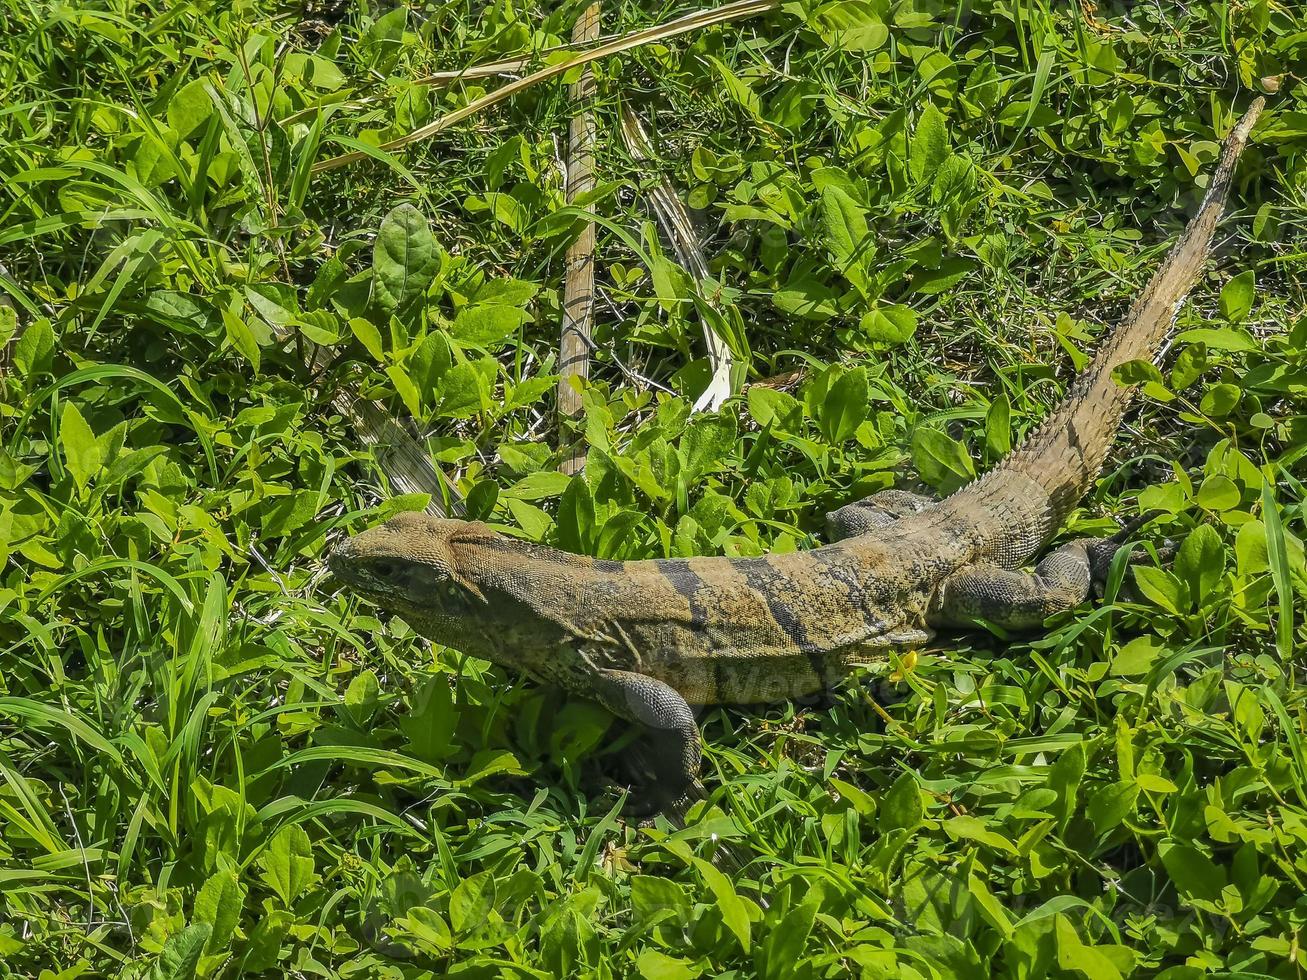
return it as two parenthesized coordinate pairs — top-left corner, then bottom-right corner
(591, 668), (701, 810)
(929, 537), (1120, 630)
(826, 489), (935, 540)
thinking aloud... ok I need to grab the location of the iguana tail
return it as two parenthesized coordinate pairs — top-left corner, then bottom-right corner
(949, 97), (1263, 563)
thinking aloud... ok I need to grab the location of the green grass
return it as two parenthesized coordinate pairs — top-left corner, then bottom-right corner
(2, 0), (1306, 976)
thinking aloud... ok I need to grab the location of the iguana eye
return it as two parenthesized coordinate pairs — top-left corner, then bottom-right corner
(372, 560), (399, 580)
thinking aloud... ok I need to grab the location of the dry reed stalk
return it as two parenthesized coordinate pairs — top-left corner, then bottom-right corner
(557, 2), (602, 476)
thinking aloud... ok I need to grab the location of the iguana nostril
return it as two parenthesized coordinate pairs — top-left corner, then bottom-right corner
(326, 543), (352, 576)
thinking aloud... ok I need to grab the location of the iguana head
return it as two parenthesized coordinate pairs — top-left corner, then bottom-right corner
(326, 512), (581, 664)
(327, 512), (498, 623)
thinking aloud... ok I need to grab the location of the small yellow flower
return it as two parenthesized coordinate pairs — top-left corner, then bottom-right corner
(889, 649), (918, 682)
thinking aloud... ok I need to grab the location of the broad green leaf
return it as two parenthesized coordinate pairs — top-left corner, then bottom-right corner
(1111, 359), (1165, 386)
(60, 402), (101, 490)
(1106, 90), (1134, 134)
(811, 1), (889, 52)
(650, 256), (692, 311)
(343, 670), (380, 725)
(631, 875), (690, 922)
(1169, 342), (1206, 390)
(758, 889), (819, 976)
(1054, 915), (1123, 980)
(985, 394), (1011, 458)
(386, 364), (422, 417)
(1195, 474), (1240, 511)
(259, 824), (317, 907)
(1175, 327), (1258, 352)
(1138, 480), (1188, 515)
(221, 308), (262, 372)
(878, 771), (922, 833)
(505, 375), (556, 410)
(449, 870), (495, 934)
(194, 870), (245, 954)
(151, 923), (211, 980)
(260, 489), (322, 539)
(1110, 635), (1163, 676)
(1218, 270), (1255, 322)
(692, 856), (751, 952)
(460, 747), (526, 785)
(910, 258), (974, 295)
(1136, 772), (1178, 794)
(859, 304), (917, 345)
(1048, 742), (1085, 828)
(943, 815), (1019, 854)
(13, 317), (54, 377)
(967, 859), (1014, 938)
(295, 309), (343, 345)
(242, 910), (293, 972)
(373, 203), (440, 311)
(820, 367), (868, 443)
(0, 305), (14, 350)
(772, 274), (837, 320)
(679, 414), (737, 481)
(502, 471), (573, 500)
(1235, 519), (1268, 576)
(1159, 842), (1225, 902)
(1200, 382), (1240, 417)
(556, 476), (596, 554)
(437, 361), (491, 419)
(484, 192), (527, 232)
(912, 426), (975, 492)
(747, 386), (803, 430)
(637, 949), (699, 980)
(820, 185), (869, 275)
(1132, 566), (1189, 614)
(399, 673), (457, 762)
(398, 906), (453, 951)
(706, 55), (761, 118)
(471, 277), (538, 306)
(1086, 781), (1139, 833)
(1175, 524), (1224, 602)
(451, 304), (530, 349)
(910, 103), (949, 182)
(408, 331), (453, 396)
(284, 52), (346, 90)
(363, 5), (407, 70)
(465, 479), (499, 521)
(167, 78), (213, 139)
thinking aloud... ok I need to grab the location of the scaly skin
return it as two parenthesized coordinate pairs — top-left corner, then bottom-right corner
(327, 100), (1262, 805)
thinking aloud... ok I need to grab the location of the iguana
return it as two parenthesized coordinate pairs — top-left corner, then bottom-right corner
(328, 100), (1262, 807)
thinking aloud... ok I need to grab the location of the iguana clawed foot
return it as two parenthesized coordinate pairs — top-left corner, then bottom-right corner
(825, 489), (935, 541)
(930, 522), (1169, 630)
(930, 537), (1114, 630)
(591, 668), (702, 813)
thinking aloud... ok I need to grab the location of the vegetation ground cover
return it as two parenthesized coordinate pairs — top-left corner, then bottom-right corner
(1, 0), (1305, 976)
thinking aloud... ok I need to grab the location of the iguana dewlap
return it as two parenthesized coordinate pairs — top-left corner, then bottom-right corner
(328, 100), (1262, 806)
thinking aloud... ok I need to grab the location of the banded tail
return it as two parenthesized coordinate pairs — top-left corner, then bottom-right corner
(950, 97), (1263, 560)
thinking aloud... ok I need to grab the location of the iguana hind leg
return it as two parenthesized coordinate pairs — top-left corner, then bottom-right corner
(826, 489), (936, 541)
(591, 668), (701, 811)
(930, 537), (1120, 631)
